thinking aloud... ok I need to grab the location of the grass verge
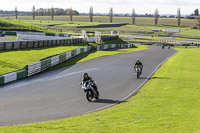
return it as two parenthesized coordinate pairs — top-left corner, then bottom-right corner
(0, 46), (85, 75)
(1, 47), (200, 132)
(0, 36), (22, 40)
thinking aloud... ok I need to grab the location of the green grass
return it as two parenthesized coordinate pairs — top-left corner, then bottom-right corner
(7, 16), (197, 27)
(0, 18), (55, 33)
(102, 38), (128, 44)
(123, 24), (200, 38)
(1, 47), (200, 132)
(0, 46), (85, 75)
(4, 16), (200, 38)
(121, 34), (200, 45)
(21, 20), (122, 27)
(0, 36), (21, 40)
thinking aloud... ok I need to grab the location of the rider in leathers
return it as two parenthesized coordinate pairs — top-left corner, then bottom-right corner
(134, 59), (143, 74)
(82, 73), (97, 91)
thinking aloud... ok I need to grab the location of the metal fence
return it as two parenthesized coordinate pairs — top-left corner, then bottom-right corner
(0, 38), (83, 51)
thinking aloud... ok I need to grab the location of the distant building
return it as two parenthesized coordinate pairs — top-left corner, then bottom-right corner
(160, 16), (167, 18)
(152, 29), (161, 32)
(163, 29), (181, 33)
(187, 9), (199, 19)
(169, 15), (175, 18)
(186, 16), (196, 19)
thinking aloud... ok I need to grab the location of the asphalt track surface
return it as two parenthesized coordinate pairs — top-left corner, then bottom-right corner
(0, 46), (177, 126)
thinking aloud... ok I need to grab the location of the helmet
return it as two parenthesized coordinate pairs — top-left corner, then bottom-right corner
(136, 59), (140, 62)
(83, 73), (88, 78)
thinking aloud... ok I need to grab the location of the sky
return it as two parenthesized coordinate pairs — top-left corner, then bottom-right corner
(0, 0), (200, 15)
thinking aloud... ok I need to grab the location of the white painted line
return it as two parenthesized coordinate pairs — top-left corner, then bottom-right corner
(4, 68), (100, 90)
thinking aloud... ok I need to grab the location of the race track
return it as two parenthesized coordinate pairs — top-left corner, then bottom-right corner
(0, 46), (176, 126)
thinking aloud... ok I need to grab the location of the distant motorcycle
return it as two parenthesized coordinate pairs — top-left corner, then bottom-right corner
(80, 80), (99, 102)
(0, 34), (5, 37)
(135, 66), (142, 78)
(0, 31), (6, 37)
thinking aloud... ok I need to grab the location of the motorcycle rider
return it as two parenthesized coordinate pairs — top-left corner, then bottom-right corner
(0, 31), (6, 37)
(81, 73), (97, 91)
(134, 59), (143, 74)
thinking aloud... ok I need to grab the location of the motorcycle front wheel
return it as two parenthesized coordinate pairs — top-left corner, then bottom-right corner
(95, 90), (99, 99)
(137, 72), (140, 78)
(86, 90), (93, 102)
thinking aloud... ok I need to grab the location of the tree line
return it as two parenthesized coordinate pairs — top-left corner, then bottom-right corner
(12, 6), (200, 29)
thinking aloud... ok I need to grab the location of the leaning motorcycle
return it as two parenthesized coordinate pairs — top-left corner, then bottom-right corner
(135, 66), (141, 78)
(80, 80), (99, 102)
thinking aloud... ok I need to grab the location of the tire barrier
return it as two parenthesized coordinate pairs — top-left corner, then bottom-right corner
(96, 44), (135, 50)
(0, 69), (27, 85)
(27, 46), (91, 77)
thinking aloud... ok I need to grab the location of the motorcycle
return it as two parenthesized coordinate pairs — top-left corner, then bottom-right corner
(80, 80), (99, 102)
(0, 34), (5, 37)
(135, 66), (142, 78)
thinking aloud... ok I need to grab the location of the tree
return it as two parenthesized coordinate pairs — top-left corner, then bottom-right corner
(32, 6), (36, 20)
(196, 15), (200, 30)
(194, 9), (199, 16)
(109, 8), (113, 23)
(177, 8), (181, 26)
(132, 8), (136, 24)
(154, 8), (159, 25)
(69, 8), (73, 21)
(89, 6), (93, 22)
(15, 7), (18, 19)
(51, 7), (54, 21)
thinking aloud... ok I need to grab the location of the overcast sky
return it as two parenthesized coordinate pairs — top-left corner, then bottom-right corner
(0, 0), (200, 15)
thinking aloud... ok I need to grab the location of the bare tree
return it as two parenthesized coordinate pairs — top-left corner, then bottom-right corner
(32, 6), (36, 20)
(51, 7), (54, 21)
(109, 8), (113, 23)
(154, 8), (159, 25)
(196, 15), (200, 30)
(15, 7), (18, 19)
(132, 8), (136, 24)
(89, 6), (93, 22)
(70, 8), (73, 21)
(177, 8), (181, 26)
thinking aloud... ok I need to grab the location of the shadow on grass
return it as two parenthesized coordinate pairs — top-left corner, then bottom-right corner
(150, 77), (170, 79)
(139, 76), (170, 80)
(93, 99), (127, 104)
